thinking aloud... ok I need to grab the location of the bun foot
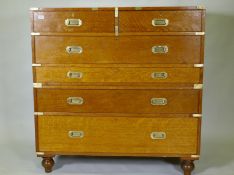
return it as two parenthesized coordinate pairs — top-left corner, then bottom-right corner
(181, 160), (195, 175)
(42, 157), (55, 173)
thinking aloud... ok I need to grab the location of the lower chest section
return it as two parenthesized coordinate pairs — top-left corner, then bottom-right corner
(36, 115), (200, 156)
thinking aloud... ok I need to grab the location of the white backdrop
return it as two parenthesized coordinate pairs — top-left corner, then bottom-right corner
(0, 0), (234, 175)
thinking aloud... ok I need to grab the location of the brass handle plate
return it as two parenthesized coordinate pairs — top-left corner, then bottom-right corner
(152, 46), (168, 54)
(65, 18), (82, 27)
(152, 19), (169, 26)
(151, 98), (167, 105)
(150, 132), (166, 140)
(67, 97), (84, 105)
(67, 71), (83, 79)
(68, 131), (84, 138)
(151, 72), (168, 79)
(66, 46), (83, 54)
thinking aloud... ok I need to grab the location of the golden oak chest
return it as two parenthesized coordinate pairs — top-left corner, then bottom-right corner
(30, 6), (205, 175)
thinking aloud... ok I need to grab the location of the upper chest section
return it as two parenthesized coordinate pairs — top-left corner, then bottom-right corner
(30, 7), (205, 34)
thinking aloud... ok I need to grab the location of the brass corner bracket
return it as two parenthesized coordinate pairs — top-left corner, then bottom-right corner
(195, 32), (205, 36)
(32, 64), (41, 67)
(36, 152), (45, 156)
(34, 112), (44, 116)
(194, 64), (204, 68)
(30, 7), (39, 11)
(192, 114), (202, 118)
(31, 32), (40, 36)
(191, 155), (200, 158)
(33, 83), (42, 88)
(194, 84), (203, 89)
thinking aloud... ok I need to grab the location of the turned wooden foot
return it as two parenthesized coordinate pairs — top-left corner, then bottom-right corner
(42, 157), (55, 173)
(181, 160), (195, 175)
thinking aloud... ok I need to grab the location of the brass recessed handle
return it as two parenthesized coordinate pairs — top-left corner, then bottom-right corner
(151, 98), (167, 105)
(152, 46), (168, 54)
(65, 18), (82, 27)
(67, 97), (84, 105)
(151, 72), (168, 79)
(67, 71), (83, 79)
(68, 131), (84, 138)
(152, 19), (169, 26)
(150, 131), (166, 140)
(66, 46), (83, 54)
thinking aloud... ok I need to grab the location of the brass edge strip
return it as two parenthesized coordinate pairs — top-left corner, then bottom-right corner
(192, 114), (202, 118)
(194, 64), (204, 68)
(115, 7), (118, 17)
(34, 112), (44, 116)
(32, 64), (41, 67)
(115, 26), (119, 36)
(33, 83), (42, 88)
(194, 84), (203, 89)
(115, 7), (119, 36)
(36, 152), (45, 156)
(135, 7), (142, 10)
(197, 5), (205, 9)
(30, 7), (39, 11)
(195, 32), (205, 35)
(31, 32), (40, 36)
(191, 155), (200, 158)
(91, 7), (99, 10)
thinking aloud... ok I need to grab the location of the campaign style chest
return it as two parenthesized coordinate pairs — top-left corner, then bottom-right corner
(30, 6), (205, 175)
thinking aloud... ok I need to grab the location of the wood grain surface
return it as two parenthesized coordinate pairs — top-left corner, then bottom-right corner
(37, 116), (199, 154)
(33, 11), (115, 33)
(119, 10), (202, 32)
(36, 89), (200, 113)
(34, 67), (201, 84)
(34, 36), (202, 64)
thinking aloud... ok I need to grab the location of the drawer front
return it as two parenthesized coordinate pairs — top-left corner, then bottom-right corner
(120, 10), (202, 32)
(35, 67), (201, 84)
(36, 89), (200, 113)
(37, 116), (199, 155)
(35, 36), (201, 64)
(33, 11), (114, 33)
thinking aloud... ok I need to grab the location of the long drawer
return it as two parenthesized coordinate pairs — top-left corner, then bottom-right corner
(35, 89), (201, 113)
(119, 10), (203, 32)
(33, 10), (114, 33)
(34, 36), (202, 64)
(34, 67), (201, 84)
(36, 116), (199, 155)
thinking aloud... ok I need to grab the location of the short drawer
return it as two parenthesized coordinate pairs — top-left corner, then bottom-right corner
(34, 36), (202, 64)
(119, 10), (203, 32)
(36, 116), (199, 155)
(35, 89), (200, 113)
(33, 11), (114, 33)
(34, 67), (201, 84)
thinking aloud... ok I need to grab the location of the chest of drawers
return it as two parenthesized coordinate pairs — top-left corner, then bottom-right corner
(30, 6), (205, 174)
